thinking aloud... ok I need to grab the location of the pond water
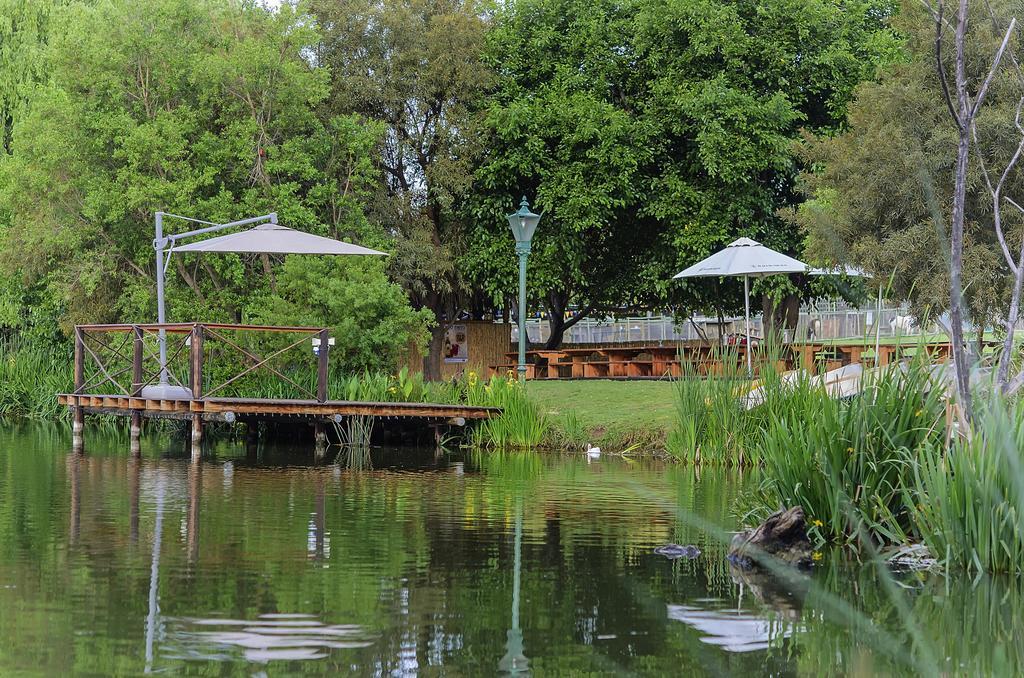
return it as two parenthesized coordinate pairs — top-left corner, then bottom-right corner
(0, 426), (1022, 676)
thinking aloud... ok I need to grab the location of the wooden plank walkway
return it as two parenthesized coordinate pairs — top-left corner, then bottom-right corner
(58, 394), (498, 422)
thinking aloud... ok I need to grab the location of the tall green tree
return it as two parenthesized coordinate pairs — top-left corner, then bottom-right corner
(794, 0), (1018, 339)
(467, 0), (659, 348)
(0, 0), (72, 153)
(311, 0), (492, 378)
(469, 0), (900, 346)
(0, 0), (427, 370)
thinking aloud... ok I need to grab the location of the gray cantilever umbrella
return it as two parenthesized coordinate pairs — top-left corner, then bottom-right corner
(674, 237), (809, 373)
(147, 212), (387, 399)
(172, 222), (386, 256)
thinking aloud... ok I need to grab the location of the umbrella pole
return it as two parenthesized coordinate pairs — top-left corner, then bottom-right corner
(744, 275), (752, 375)
(155, 212), (169, 385)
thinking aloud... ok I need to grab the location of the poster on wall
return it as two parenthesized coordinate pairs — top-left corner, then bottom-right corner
(443, 324), (469, 363)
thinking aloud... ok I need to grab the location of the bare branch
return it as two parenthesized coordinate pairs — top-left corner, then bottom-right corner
(970, 102), (1024, 274)
(932, 1), (964, 130)
(970, 17), (1017, 118)
(1005, 367), (1024, 395)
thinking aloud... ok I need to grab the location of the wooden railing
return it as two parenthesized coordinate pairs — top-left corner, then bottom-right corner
(72, 323), (331, 402)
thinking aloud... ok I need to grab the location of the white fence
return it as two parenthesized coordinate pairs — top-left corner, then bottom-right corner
(511, 304), (928, 345)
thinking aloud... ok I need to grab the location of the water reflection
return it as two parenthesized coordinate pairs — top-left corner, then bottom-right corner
(0, 433), (1022, 674)
(667, 604), (795, 653)
(497, 499), (528, 674)
(162, 614), (375, 663)
(144, 473), (166, 674)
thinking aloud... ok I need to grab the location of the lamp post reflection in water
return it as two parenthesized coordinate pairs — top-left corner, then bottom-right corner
(498, 499), (528, 674)
(145, 475), (166, 674)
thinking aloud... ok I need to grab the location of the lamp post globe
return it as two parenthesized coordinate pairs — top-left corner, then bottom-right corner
(506, 197), (541, 382)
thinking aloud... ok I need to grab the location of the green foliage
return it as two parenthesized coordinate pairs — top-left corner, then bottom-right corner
(794, 0), (1018, 326)
(0, 0), (418, 371)
(468, 0), (902, 334)
(311, 0), (492, 374)
(249, 257), (432, 374)
(0, 340), (72, 418)
(754, 364), (945, 546)
(910, 396), (1024, 573)
(469, 381), (550, 449)
(548, 411), (588, 450)
(666, 349), (758, 465)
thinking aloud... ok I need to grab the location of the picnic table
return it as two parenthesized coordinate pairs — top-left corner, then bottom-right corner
(786, 338), (1000, 374)
(489, 338), (987, 380)
(494, 343), (758, 379)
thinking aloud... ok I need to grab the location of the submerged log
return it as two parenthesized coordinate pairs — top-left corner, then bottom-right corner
(728, 506), (813, 569)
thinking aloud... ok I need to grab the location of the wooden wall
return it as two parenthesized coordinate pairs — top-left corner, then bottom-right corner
(404, 321), (513, 380)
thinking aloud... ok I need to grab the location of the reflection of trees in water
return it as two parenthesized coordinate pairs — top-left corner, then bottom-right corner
(786, 557), (1024, 676)
(336, 444), (372, 471)
(16, 439), (1024, 675)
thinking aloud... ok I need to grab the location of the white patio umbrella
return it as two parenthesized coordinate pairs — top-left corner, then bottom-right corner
(673, 237), (809, 372)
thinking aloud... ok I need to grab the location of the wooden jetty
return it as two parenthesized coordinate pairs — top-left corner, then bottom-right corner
(60, 322), (499, 457)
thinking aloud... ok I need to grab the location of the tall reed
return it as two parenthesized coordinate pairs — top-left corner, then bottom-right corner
(754, 363), (945, 546)
(0, 340), (73, 419)
(910, 395), (1024, 573)
(467, 375), (549, 449)
(666, 343), (791, 465)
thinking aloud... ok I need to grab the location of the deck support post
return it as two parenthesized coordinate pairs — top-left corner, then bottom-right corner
(191, 415), (203, 461)
(72, 328), (85, 452)
(190, 324), (204, 461)
(130, 325), (144, 457)
(72, 409), (85, 453)
(130, 412), (142, 458)
(314, 422), (327, 459)
(316, 328), (329, 403)
(190, 324), (204, 398)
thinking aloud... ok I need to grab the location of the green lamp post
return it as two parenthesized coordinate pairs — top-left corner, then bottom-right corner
(506, 197), (542, 382)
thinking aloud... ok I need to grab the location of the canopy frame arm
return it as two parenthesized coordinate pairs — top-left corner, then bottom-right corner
(153, 210), (277, 385)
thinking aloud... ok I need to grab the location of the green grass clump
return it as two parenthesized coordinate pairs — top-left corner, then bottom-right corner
(466, 375), (549, 449)
(910, 396), (1024, 573)
(0, 341), (73, 419)
(667, 371), (752, 465)
(753, 363), (945, 546)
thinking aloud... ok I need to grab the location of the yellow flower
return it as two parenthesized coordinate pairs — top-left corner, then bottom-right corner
(812, 519), (823, 527)
(812, 551), (823, 562)
(846, 447), (854, 454)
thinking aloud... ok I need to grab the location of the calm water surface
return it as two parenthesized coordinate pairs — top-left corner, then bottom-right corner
(0, 426), (1022, 676)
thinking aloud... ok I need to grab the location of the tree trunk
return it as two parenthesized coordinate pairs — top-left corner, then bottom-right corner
(423, 323), (447, 382)
(949, 0), (974, 420)
(544, 291), (569, 349)
(761, 293), (798, 345)
(546, 313), (567, 349)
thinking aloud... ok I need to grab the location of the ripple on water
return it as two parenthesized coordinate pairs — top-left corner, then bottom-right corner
(162, 613), (377, 664)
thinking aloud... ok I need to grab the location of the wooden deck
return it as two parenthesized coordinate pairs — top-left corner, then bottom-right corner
(58, 393), (498, 422)
(64, 321), (501, 457)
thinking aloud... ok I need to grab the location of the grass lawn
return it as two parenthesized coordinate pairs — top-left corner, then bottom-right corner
(526, 379), (677, 449)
